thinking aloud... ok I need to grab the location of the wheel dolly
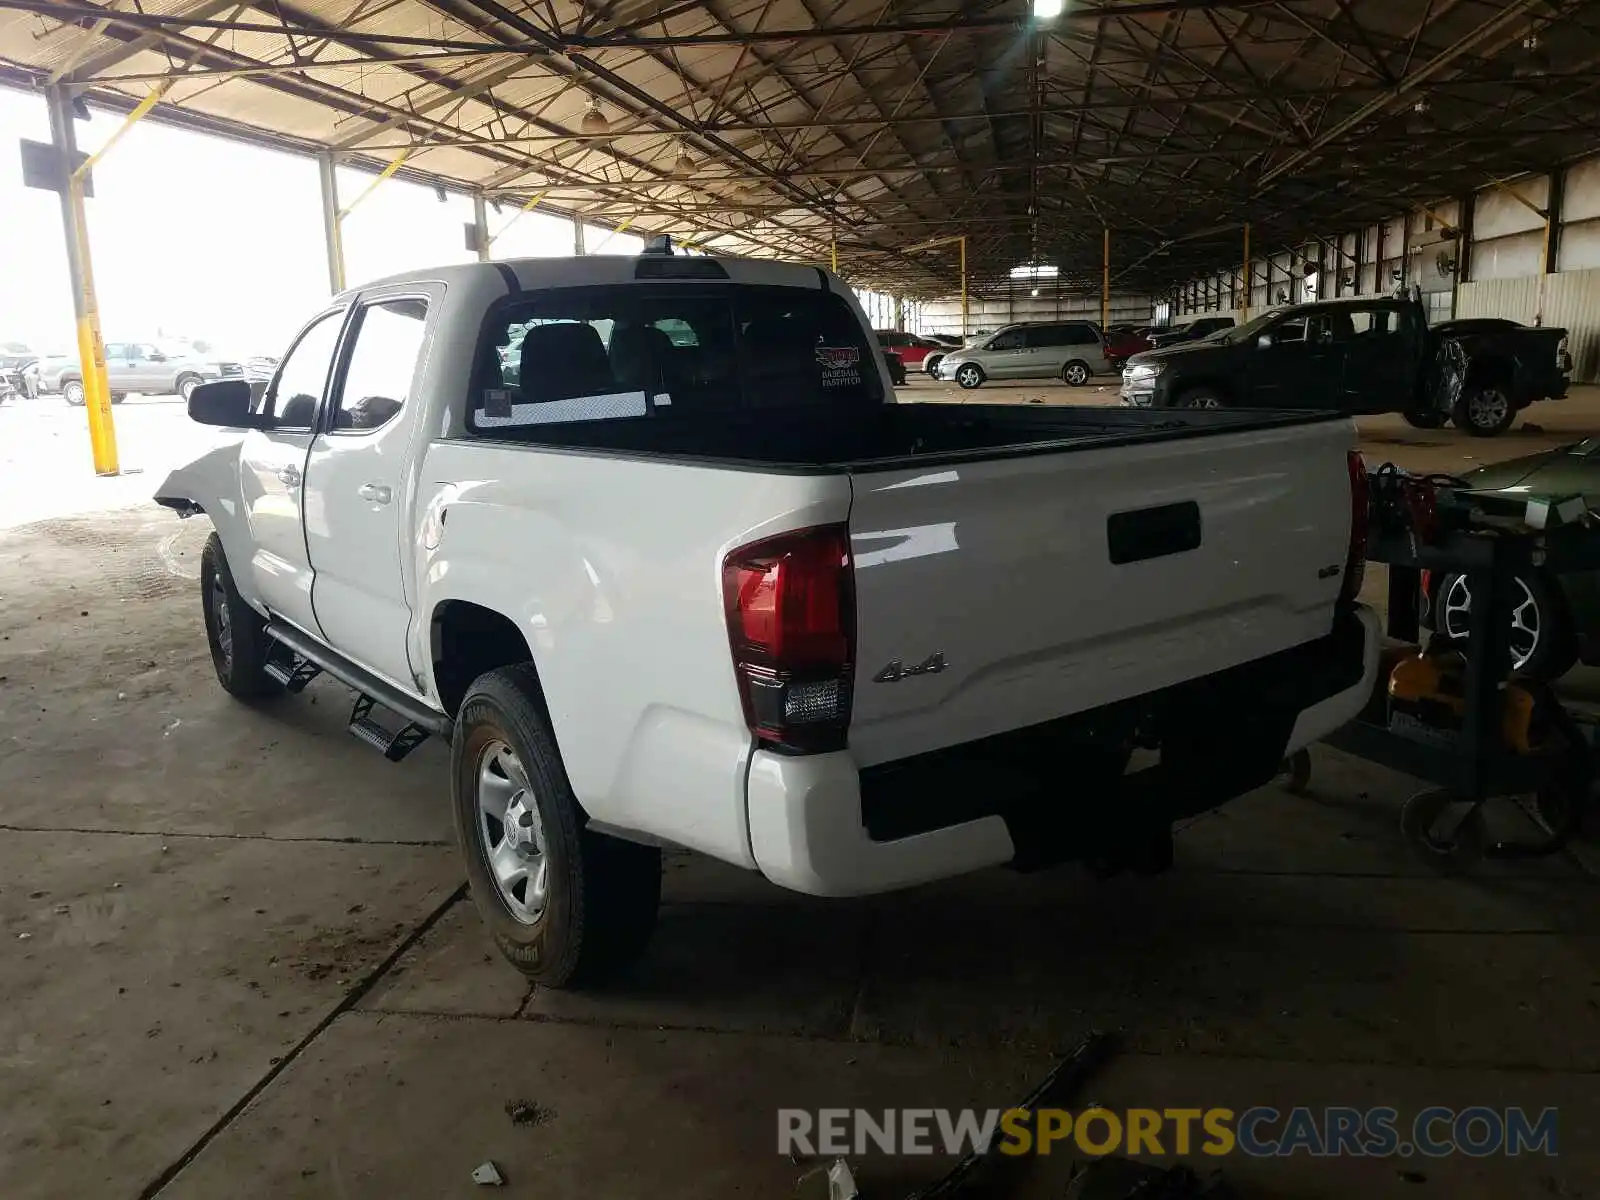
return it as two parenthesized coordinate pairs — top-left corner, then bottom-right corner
(1285, 467), (1598, 872)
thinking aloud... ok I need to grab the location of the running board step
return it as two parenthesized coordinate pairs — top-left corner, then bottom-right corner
(263, 653), (323, 694)
(348, 694), (431, 762)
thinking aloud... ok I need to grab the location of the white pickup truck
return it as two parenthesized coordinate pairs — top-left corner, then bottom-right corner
(158, 246), (1380, 987)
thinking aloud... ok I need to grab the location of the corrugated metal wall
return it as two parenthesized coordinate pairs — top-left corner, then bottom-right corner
(1457, 269), (1600, 383)
(917, 292), (1153, 338)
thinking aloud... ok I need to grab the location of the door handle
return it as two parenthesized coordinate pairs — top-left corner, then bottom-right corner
(358, 483), (392, 504)
(277, 466), (302, 487)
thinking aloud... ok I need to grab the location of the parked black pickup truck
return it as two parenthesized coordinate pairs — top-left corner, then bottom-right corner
(1120, 294), (1571, 436)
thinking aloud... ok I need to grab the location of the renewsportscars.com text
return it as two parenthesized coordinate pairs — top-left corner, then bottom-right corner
(778, 1106), (1558, 1160)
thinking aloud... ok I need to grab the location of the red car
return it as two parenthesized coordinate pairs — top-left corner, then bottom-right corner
(874, 330), (943, 369)
(1103, 325), (1153, 369)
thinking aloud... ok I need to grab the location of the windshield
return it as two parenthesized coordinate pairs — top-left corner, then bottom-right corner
(1212, 312), (1280, 344)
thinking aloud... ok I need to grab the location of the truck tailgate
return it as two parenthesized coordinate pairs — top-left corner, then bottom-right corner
(846, 418), (1356, 768)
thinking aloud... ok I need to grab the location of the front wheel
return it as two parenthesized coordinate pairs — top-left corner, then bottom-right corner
(1402, 407), (1445, 429)
(955, 364), (985, 390)
(62, 379), (85, 406)
(200, 533), (282, 700)
(176, 374), (203, 402)
(453, 664), (661, 987)
(1452, 384), (1515, 436)
(1177, 388), (1224, 410)
(925, 354), (945, 377)
(1062, 361), (1091, 387)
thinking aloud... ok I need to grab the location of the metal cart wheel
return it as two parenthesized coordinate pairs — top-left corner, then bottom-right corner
(1279, 749), (1313, 796)
(1400, 788), (1488, 874)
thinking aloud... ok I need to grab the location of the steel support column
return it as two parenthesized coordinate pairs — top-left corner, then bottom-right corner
(1240, 223), (1251, 320)
(46, 85), (118, 475)
(472, 192), (491, 261)
(1101, 227), (1110, 328)
(317, 151), (346, 293)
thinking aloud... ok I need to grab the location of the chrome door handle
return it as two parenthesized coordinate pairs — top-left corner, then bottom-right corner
(277, 466), (302, 487)
(358, 483), (392, 504)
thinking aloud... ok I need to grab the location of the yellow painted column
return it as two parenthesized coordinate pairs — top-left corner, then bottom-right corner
(959, 235), (968, 340)
(1241, 223), (1251, 321)
(1101, 227), (1111, 327)
(47, 86), (118, 475)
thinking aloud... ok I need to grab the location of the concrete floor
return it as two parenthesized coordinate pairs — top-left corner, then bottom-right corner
(3, 387), (1600, 1199)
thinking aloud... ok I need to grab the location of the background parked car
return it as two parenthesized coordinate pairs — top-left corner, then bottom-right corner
(1420, 438), (1600, 679)
(1120, 294), (1569, 435)
(1149, 316), (1235, 348)
(916, 333), (966, 376)
(936, 320), (1111, 389)
(1103, 324), (1154, 369)
(1, 342), (41, 400)
(875, 330), (944, 374)
(39, 341), (242, 405)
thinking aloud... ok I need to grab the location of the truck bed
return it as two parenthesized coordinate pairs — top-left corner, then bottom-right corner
(464, 401), (1341, 472)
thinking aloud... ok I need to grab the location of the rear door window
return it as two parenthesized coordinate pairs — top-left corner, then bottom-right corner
(472, 284), (879, 432)
(1022, 326), (1065, 349)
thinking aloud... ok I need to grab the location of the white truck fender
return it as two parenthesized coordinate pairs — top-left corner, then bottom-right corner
(152, 440), (262, 610)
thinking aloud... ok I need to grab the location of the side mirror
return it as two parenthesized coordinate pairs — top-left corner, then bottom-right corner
(188, 379), (265, 428)
(1257, 333), (1274, 350)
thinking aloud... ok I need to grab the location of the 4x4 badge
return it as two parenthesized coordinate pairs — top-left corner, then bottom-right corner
(872, 652), (948, 684)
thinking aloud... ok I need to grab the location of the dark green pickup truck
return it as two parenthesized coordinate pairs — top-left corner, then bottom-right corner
(1120, 294), (1572, 437)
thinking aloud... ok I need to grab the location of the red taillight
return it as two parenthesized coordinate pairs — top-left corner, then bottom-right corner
(723, 525), (855, 753)
(1341, 451), (1369, 607)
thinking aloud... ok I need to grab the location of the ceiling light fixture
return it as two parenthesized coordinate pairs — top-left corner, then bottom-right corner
(1032, 0), (1065, 21)
(580, 101), (611, 138)
(672, 142), (698, 178)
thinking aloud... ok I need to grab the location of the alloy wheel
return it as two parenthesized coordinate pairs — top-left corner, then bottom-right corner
(475, 741), (549, 925)
(1440, 574), (1539, 670)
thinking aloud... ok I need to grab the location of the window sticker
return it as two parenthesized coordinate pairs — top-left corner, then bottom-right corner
(816, 345), (862, 388)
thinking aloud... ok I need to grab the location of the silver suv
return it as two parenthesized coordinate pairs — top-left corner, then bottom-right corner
(935, 321), (1112, 389)
(40, 342), (240, 405)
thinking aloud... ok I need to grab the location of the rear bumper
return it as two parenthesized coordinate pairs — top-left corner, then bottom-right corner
(747, 604), (1380, 897)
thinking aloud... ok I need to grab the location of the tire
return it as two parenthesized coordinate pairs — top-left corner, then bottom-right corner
(199, 533), (282, 700)
(1400, 788), (1487, 874)
(1434, 569), (1576, 681)
(1402, 407), (1445, 429)
(925, 354), (945, 377)
(1280, 748), (1312, 796)
(955, 364), (985, 390)
(176, 374), (203, 402)
(62, 378), (85, 406)
(110, 393), (126, 405)
(453, 664), (661, 988)
(1062, 361), (1092, 387)
(1176, 387), (1224, 410)
(1452, 383), (1515, 437)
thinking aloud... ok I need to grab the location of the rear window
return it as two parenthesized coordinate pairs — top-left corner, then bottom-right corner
(470, 284), (880, 432)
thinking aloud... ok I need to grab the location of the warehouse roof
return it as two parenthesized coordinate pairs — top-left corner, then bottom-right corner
(2, 0), (1598, 296)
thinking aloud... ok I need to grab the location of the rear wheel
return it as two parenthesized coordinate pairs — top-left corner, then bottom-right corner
(955, 364), (985, 390)
(200, 533), (281, 700)
(110, 393), (126, 405)
(454, 664), (661, 987)
(1062, 361), (1092, 386)
(925, 354), (945, 376)
(1452, 383), (1515, 436)
(62, 378), (85, 406)
(1402, 407), (1445, 429)
(176, 374), (203, 403)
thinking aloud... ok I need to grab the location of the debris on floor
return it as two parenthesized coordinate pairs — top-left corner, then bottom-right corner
(794, 1156), (858, 1200)
(1063, 1157), (1234, 1199)
(504, 1098), (555, 1127)
(908, 1030), (1117, 1200)
(471, 1160), (505, 1186)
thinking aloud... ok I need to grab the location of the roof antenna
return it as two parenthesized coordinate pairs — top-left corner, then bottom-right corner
(642, 234), (674, 256)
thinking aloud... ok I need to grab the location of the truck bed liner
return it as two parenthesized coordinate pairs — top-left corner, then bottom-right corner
(462, 401), (1340, 473)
